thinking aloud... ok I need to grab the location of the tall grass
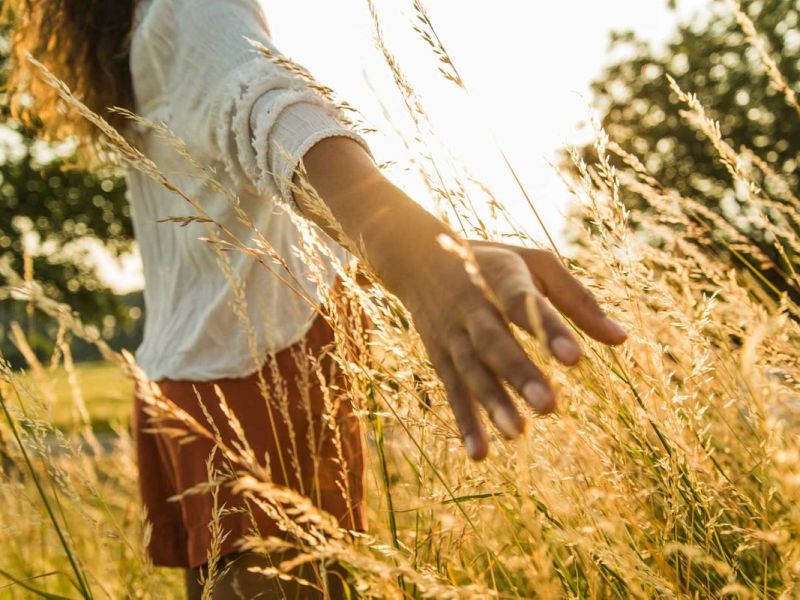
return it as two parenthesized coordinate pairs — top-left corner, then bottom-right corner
(1, 1), (799, 597)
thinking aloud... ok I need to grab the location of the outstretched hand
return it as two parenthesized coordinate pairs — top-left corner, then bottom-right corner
(405, 240), (627, 460)
(294, 137), (626, 461)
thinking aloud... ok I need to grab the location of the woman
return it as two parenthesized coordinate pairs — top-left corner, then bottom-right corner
(6, 0), (627, 597)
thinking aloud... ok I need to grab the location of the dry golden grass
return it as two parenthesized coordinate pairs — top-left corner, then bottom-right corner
(1, 1), (799, 598)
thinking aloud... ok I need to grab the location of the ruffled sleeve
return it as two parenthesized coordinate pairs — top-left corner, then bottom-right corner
(161, 0), (369, 202)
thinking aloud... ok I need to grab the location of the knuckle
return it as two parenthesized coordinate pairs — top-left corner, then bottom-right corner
(464, 366), (501, 399)
(474, 245), (507, 265)
(456, 290), (489, 322)
(537, 303), (561, 331)
(476, 386), (504, 408)
(478, 249), (525, 283)
(487, 340), (537, 384)
(499, 350), (536, 383)
(497, 258), (529, 289)
(507, 289), (531, 315)
(578, 287), (601, 312)
(473, 327), (500, 353)
(476, 324), (518, 360)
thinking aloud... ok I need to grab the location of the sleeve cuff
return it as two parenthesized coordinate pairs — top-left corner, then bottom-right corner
(252, 98), (372, 205)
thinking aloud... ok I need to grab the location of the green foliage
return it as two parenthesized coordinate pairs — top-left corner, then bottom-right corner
(0, 23), (138, 355)
(0, 131), (134, 311)
(578, 0), (799, 297)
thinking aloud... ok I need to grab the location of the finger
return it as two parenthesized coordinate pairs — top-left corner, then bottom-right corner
(498, 283), (583, 366)
(449, 332), (526, 438)
(520, 249), (627, 345)
(464, 311), (556, 415)
(430, 350), (489, 460)
(474, 247), (581, 364)
(523, 294), (582, 366)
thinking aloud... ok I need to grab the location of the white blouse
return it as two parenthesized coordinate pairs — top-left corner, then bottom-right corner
(126, 0), (367, 380)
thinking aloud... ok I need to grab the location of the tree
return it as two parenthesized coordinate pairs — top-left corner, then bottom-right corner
(576, 0), (799, 299)
(0, 22), (139, 359)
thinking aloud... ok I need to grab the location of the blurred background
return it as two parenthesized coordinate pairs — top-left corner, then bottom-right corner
(0, 0), (797, 366)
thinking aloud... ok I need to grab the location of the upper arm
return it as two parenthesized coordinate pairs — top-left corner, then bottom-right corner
(136, 0), (369, 203)
(167, 0), (294, 188)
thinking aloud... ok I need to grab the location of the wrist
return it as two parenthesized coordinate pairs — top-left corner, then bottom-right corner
(364, 202), (463, 304)
(297, 137), (463, 301)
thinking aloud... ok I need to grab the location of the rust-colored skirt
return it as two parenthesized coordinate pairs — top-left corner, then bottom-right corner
(132, 313), (367, 569)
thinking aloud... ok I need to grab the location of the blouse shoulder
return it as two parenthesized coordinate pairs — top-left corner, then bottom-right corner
(129, 0), (178, 114)
(127, 0), (358, 202)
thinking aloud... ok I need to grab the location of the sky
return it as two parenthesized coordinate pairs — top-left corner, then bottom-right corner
(261, 0), (706, 229)
(103, 0), (708, 292)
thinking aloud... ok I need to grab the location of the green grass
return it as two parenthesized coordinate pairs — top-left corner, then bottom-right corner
(19, 361), (133, 434)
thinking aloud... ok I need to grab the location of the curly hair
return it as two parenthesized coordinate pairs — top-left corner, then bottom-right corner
(3, 0), (136, 165)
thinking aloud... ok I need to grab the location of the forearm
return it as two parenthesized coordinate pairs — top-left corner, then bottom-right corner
(292, 137), (626, 461)
(294, 136), (455, 301)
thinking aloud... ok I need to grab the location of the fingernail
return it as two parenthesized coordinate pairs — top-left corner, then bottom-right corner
(491, 406), (521, 439)
(551, 336), (582, 364)
(604, 317), (628, 341)
(465, 435), (480, 459)
(522, 381), (555, 414)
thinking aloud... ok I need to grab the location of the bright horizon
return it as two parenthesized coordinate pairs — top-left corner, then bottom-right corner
(102, 0), (707, 293)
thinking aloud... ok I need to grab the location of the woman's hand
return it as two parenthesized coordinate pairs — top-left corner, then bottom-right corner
(295, 136), (626, 460)
(403, 241), (627, 460)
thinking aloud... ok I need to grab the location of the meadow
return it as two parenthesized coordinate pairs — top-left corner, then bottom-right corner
(1, 1), (799, 598)
(17, 362), (132, 433)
